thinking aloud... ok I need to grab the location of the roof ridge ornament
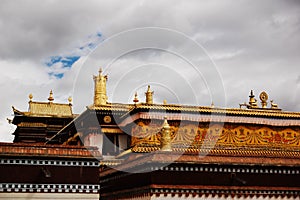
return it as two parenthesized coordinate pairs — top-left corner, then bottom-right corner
(239, 90), (281, 111)
(133, 92), (139, 104)
(68, 96), (73, 105)
(248, 90), (258, 108)
(259, 91), (268, 108)
(29, 94), (33, 102)
(48, 90), (54, 102)
(145, 85), (154, 104)
(93, 67), (108, 106)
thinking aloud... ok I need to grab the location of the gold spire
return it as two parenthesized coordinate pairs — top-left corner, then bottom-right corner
(145, 85), (154, 104)
(48, 90), (54, 102)
(29, 94), (33, 102)
(93, 67), (108, 106)
(163, 99), (167, 105)
(133, 92), (139, 103)
(160, 117), (172, 151)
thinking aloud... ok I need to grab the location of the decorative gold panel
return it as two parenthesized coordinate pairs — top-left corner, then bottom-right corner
(131, 121), (300, 149)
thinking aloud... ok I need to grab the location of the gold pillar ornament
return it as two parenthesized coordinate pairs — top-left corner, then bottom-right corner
(93, 68), (108, 106)
(145, 85), (154, 104)
(160, 117), (172, 151)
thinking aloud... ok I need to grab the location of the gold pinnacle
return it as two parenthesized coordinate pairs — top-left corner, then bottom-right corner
(48, 90), (54, 102)
(29, 94), (33, 102)
(133, 92), (139, 103)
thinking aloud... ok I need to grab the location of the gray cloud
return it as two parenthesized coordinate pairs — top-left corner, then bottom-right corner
(0, 0), (300, 142)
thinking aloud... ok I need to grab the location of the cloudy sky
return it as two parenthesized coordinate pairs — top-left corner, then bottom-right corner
(1, 0), (300, 142)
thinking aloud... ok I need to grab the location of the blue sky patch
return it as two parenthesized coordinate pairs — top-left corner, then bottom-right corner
(61, 56), (80, 68)
(48, 72), (64, 79)
(45, 30), (103, 79)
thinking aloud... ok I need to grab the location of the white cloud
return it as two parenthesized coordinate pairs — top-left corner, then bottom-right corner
(0, 0), (300, 142)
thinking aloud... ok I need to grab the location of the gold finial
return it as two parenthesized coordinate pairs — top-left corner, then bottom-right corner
(48, 90), (54, 102)
(99, 68), (102, 75)
(133, 92), (139, 103)
(29, 94), (33, 102)
(160, 117), (172, 151)
(145, 85), (154, 104)
(163, 99), (167, 104)
(211, 101), (215, 108)
(68, 96), (73, 105)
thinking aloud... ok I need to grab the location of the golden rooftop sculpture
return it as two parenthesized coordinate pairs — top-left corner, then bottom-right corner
(133, 92), (139, 103)
(145, 85), (154, 104)
(28, 94), (33, 102)
(93, 68), (108, 106)
(48, 90), (54, 102)
(68, 96), (73, 105)
(240, 90), (281, 111)
(259, 91), (268, 108)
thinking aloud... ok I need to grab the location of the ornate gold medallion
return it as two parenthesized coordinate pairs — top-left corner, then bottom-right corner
(103, 115), (111, 123)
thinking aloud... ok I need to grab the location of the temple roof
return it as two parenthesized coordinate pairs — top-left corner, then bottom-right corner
(88, 102), (300, 127)
(90, 103), (300, 118)
(12, 91), (74, 118)
(27, 101), (73, 117)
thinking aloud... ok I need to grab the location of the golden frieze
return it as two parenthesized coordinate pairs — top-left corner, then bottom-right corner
(131, 121), (300, 150)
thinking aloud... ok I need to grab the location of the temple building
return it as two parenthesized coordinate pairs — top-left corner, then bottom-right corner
(11, 91), (75, 143)
(1, 68), (300, 199)
(1, 90), (99, 199)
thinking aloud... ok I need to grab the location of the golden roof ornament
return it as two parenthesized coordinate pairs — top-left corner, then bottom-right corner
(48, 90), (54, 102)
(248, 90), (258, 108)
(29, 94), (33, 102)
(160, 117), (172, 152)
(240, 90), (281, 111)
(145, 85), (154, 104)
(259, 91), (268, 108)
(93, 67), (108, 106)
(133, 92), (139, 104)
(163, 99), (167, 105)
(270, 100), (278, 109)
(68, 96), (73, 105)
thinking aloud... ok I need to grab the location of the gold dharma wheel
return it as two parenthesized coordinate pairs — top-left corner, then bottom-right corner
(259, 91), (268, 102)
